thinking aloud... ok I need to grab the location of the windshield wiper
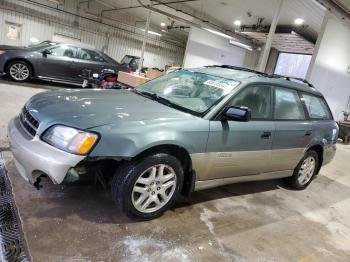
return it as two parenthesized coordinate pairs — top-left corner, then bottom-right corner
(134, 90), (198, 115)
(139, 91), (174, 107)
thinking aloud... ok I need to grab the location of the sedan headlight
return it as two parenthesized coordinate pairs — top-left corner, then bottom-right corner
(0, 50), (5, 55)
(42, 125), (99, 155)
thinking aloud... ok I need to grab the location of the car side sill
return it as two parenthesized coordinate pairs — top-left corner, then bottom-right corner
(194, 170), (293, 191)
(37, 76), (82, 86)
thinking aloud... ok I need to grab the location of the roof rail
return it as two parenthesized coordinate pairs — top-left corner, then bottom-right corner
(207, 65), (270, 77)
(271, 74), (315, 88)
(207, 65), (315, 88)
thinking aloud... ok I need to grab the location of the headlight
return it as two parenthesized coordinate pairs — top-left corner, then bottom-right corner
(0, 50), (5, 55)
(42, 125), (98, 155)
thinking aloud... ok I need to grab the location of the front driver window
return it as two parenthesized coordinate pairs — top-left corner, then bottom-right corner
(230, 85), (272, 119)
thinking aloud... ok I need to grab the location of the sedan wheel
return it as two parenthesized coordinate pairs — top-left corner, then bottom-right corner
(7, 61), (32, 82)
(297, 156), (316, 185)
(132, 164), (177, 213)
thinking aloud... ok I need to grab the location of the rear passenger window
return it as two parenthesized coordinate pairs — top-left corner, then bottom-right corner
(274, 87), (305, 120)
(301, 94), (332, 120)
(80, 48), (106, 63)
(230, 85), (272, 119)
(50, 45), (78, 58)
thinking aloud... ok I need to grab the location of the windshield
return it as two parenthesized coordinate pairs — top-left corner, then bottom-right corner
(26, 41), (57, 50)
(121, 55), (139, 64)
(136, 70), (240, 114)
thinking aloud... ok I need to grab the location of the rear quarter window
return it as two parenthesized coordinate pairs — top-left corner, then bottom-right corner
(301, 93), (332, 120)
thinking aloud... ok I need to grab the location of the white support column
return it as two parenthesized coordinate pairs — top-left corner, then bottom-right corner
(305, 11), (330, 80)
(138, 10), (152, 72)
(258, 0), (284, 72)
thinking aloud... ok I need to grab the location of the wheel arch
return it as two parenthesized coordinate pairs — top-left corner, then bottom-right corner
(133, 144), (196, 196)
(306, 144), (324, 174)
(5, 58), (35, 76)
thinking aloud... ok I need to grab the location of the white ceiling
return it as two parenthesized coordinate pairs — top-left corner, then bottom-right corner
(92, 0), (327, 52)
(185, 0), (325, 33)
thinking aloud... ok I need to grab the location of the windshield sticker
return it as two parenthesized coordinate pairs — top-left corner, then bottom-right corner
(203, 80), (237, 93)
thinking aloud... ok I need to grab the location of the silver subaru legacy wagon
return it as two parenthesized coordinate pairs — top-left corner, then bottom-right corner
(8, 65), (338, 219)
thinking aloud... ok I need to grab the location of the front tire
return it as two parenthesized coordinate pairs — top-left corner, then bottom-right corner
(286, 150), (319, 190)
(6, 60), (32, 82)
(111, 153), (184, 219)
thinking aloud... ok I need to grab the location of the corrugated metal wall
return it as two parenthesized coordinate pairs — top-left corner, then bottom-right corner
(0, 0), (185, 68)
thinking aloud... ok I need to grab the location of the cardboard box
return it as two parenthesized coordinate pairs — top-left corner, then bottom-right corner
(147, 69), (164, 80)
(117, 71), (150, 88)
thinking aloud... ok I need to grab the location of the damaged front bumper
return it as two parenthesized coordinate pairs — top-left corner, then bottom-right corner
(7, 117), (85, 185)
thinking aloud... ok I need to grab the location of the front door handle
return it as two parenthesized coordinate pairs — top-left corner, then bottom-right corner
(305, 130), (313, 136)
(261, 131), (271, 139)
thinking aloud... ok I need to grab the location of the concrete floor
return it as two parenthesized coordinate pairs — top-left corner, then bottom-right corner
(1, 80), (350, 261)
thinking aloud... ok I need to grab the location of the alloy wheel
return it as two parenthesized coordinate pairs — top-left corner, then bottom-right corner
(9, 63), (30, 81)
(297, 156), (316, 185)
(131, 164), (177, 213)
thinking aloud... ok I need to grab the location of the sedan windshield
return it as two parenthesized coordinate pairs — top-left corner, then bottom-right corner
(136, 70), (239, 114)
(26, 41), (57, 50)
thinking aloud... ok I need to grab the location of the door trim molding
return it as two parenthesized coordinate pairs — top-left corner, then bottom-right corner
(194, 170), (293, 191)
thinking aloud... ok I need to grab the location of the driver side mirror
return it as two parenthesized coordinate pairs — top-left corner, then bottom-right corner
(42, 49), (52, 56)
(222, 106), (251, 122)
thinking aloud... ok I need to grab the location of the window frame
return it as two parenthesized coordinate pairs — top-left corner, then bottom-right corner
(212, 83), (333, 122)
(299, 92), (334, 121)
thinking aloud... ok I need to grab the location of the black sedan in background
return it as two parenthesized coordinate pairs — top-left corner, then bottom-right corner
(0, 41), (127, 84)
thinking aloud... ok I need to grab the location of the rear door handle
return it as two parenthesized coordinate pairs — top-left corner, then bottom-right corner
(305, 130), (313, 136)
(261, 131), (271, 139)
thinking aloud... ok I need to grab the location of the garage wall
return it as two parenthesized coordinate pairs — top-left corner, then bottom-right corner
(183, 27), (247, 68)
(307, 13), (350, 120)
(0, 0), (185, 68)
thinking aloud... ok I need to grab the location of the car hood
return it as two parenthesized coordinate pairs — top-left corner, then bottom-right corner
(26, 89), (196, 132)
(0, 45), (25, 50)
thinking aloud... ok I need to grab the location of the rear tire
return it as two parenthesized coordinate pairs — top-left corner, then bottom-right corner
(6, 60), (32, 82)
(111, 153), (184, 219)
(286, 150), (319, 190)
(344, 134), (350, 145)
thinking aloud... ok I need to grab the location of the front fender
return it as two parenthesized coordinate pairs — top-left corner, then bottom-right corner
(89, 120), (209, 158)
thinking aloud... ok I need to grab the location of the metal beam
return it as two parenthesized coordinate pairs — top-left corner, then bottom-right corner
(258, 0), (284, 72)
(101, 0), (198, 15)
(137, 0), (254, 45)
(138, 10), (152, 71)
(315, 0), (350, 17)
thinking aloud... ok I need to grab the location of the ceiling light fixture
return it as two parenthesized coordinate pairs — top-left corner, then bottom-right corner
(48, 0), (61, 4)
(229, 39), (253, 51)
(202, 28), (233, 39)
(233, 20), (241, 26)
(160, 22), (166, 27)
(294, 18), (304, 25)
(140, 29), (162, 36)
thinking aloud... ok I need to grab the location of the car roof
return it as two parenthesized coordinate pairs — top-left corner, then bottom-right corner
(189, 65), (323, 97)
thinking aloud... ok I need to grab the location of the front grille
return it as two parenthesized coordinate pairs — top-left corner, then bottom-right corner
(19, 107), (39, 136)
